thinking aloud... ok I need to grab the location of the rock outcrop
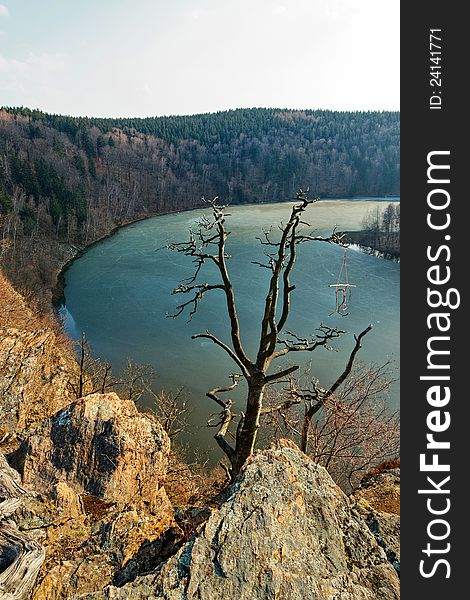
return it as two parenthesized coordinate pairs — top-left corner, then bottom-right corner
(12, 393), (170, 511)
(352, 466), (400, 574)
(0, 271), (183, 598)
(2, 392), (178, 599)
(0, 454), (45, 600)
(29, 486), (180, 600)
(0, 271), (78, 433)
(80, 440), (400, 600)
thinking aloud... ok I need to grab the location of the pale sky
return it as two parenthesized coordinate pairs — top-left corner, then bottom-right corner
(0, 0), (399, 117)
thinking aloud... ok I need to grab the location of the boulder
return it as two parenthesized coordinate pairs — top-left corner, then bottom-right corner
(6, 394), (179, 599)
(12, 393), (170, 511)
(79, 440), (399, 600)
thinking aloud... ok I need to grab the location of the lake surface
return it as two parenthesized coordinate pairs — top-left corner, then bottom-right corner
(61, 200), (400, 456)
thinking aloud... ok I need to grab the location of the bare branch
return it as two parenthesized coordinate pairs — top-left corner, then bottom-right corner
(167, 198), (253, 371)
(145, 386), (191, 438)
(256, 191), (321, 365)
(214, 403), (236, 462)
(206, 373), (241, 408)
(169, 283), (225, 319)
(256, 227), (280, 248)
(205, 373), (241, 465)
(324, 324), (373, 399)
(251, 259), (276, 271)
(213, 214), (252, 371)
(260, 397), (301, 415)
(275, 229), (298, 335)
(300, 325), (373, 453)
(264, 364), (299, 384)
(295, 225), (348, 247)
(192, 332), (251, 379)
(272, 324), (345, 360)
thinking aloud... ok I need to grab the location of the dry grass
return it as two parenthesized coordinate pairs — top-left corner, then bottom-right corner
(164, 447), (227, 507)
(81, 494), (114, 522)
(362, 459), (400, 481)
(354, 459), (401, 515)
(0, 269), (81, 432)
(356, 483), (400, 516)
(0, 270), (34, 328)
(0, 269), (75, 355)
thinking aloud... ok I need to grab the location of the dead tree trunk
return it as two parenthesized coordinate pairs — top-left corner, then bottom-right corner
(232, 373), (266, 474)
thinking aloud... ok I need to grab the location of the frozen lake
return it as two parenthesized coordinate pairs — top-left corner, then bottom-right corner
(61, 200), (400, 456)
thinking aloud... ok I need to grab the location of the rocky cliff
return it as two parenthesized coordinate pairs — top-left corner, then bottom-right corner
(0, 271), (400, 599)
(78, 440), (399, 600)
(1, 271), (179, 598)
(0, 270), (79, 434)
(1, 391), (178, 599)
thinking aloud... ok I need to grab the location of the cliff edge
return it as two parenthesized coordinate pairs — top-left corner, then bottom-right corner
(0, 271), (399, 599)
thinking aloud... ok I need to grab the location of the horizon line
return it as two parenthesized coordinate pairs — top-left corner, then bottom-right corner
(0, 105), (401, 121)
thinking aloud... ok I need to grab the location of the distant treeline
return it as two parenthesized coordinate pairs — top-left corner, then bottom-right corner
(346, 203), (400, 260)
(0, 106), (399, 303)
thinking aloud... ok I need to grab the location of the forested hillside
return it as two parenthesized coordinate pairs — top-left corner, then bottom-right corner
(0, 106), (399, 303)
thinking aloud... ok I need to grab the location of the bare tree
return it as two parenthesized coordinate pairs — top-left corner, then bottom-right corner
(68, 333), (152, 402)
(168, 191), (371, 478)
(381, 203), (396, 234)
(145, 386), (191, 439)
(264, 360), (399, 492)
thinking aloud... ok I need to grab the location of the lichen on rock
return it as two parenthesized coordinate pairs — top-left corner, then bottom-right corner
(11, 392), (170, 511)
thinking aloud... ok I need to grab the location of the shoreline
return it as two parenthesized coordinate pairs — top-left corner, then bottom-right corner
(348, 243), (400, 262)
(344, 229), (400, 262)
(52, 207), (196, 310)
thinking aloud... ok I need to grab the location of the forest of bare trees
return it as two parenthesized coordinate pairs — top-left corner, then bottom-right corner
(0, 107), (399, 303)
(346, 202), (400, 260)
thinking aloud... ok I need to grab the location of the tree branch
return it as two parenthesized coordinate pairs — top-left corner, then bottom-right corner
(205, 373), (241, 464)
(169, 283), (225, 319)
(272, 324), (345, 360)
(295, 225), (348, 247)
(206, 373), (241, 408)
(324, 324), (373, 400)
(168, 197), (253, 371)
(214, 208), (252, 371)
(264, 364), (300, 384)
(213, 403), (236, 462)
(260, 397), (301, 415)
(276, 230), (297, 335)
(299, 324), (373, 452)
(257, 191), (319, 365)
(192, 332), (251, 380)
